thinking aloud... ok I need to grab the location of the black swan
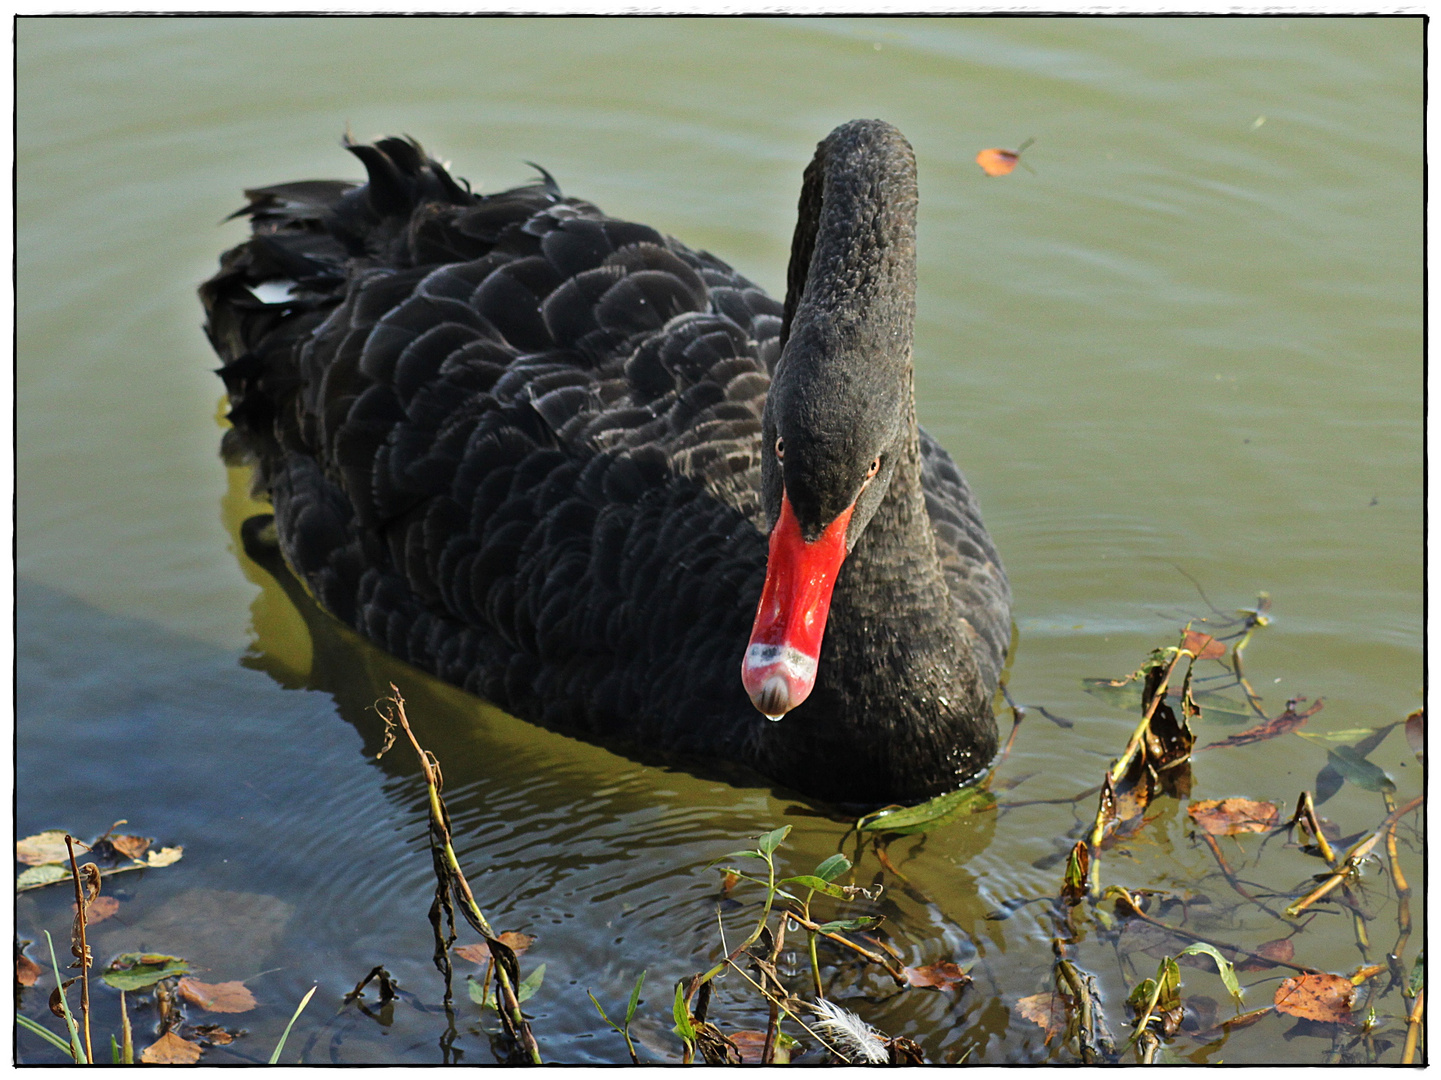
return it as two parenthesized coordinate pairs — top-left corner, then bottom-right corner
(201, 119), (1011, 806)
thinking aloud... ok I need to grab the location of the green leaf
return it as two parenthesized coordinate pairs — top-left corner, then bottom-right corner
(101, 952), (190, 991)
(671, 981), (696, 1042)
(516, 963), (546, 1004)
(813, 853), (851, 883)
(1177, 942), (1243, 1005)
(16, 863), (68, 891)
(625, 970), (646, 1025)
(756, 826), (791, 856)
(856, 785), (995, 835)
(815, 916), (885, 933)
(1082, 677), (1142, 712)
(1326, 745), (1396, 793)
(707, 849), (764, 866)
(776, 874), (852, 899)
(1408, 953), (1424, 997)
(1155, 956), (1181, 1013)
(1188, 690), (1255, 724)
(1128, 977), (1157, 1015)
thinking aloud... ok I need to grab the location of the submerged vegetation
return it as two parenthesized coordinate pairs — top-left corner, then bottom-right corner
(15, 596), (1425, 1063)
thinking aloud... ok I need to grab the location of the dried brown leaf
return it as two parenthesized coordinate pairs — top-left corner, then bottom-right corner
(1406, 708), (1424, 760)
(177, 977), (257, 1014)
(453, 943), (490, 965)
(1203, 699), (1323, 750)
(1017, 991), (1070, 1043)
(903, 961), (971, 991)
(140, 1030), (204, 1064)
(75, 895), (120, 924)
(1237, 938), (1294, 972)
(16, 953), (41, 988)
(1183, 630), (1228, 660)
(184, 1024), (241, 1046)
(728, 1030), (770, 1064)
(1274, 972), (1354, 1025)
(496, 930), (535, 956)
(107, 834), (153, 861)
(1187, 798), (1279, 836)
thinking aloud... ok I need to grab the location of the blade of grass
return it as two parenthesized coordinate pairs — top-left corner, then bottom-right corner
(42, 930), (85, 1063)
(16, 1013), (75, 1056)
(268, 984), (317, 1064)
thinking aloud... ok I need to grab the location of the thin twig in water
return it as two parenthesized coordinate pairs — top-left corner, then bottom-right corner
(378, 685), (543, 1065)
(65, 836), (92, 1065)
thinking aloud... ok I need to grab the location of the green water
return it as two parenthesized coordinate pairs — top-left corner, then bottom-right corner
(17, 16), (1423, 1064)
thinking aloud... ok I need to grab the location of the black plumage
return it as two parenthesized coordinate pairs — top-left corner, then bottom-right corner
(201, 121), (1011, 806)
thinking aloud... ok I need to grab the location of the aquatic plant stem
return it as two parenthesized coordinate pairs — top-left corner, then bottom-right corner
(1402, 987), (1425, 1064)
(65, 836), (92, 1065)
(385, 686), (542, 1064)
(1285, 795), (1423, 918)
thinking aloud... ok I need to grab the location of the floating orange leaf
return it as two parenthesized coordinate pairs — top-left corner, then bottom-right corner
(903, 961), (971, 991)
(1274, 972), (1354, 1025)
(16, 953), (41, 987)
(1183, 629), (1227, 660)
(177, 977), (258, 1014)
(1202, 698), (1323, 750)
(1016, 991), (1070, 1042)
(140, 1030), (203, 1064)
(976, 137), (1035, 177)
(1187, 798), (1279, 836)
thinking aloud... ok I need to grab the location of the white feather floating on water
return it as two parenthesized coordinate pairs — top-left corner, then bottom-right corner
(810, 999), (890, 1064)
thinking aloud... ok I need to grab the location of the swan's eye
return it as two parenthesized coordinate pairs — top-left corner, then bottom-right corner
(865, 457), (881, 480)
(775, 437), (785, 460)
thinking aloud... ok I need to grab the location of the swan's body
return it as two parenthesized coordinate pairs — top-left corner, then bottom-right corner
(202, 120), (1010, 805)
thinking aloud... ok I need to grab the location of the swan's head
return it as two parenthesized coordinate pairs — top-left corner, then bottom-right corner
(741, 331), (909, 721)
(740, 118), (919, 722)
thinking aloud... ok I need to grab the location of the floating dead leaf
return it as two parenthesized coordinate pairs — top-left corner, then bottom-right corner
(903, 961), (971, 991)
(1183, 629), (1228, 660)
(1203, 698), (1323, 750)
(720, 870), (739, 897)
(455, 930), (533, 967)
(727, 1029), (795, 1064)
(454, 943), (490, 965)
(16, 952), (41, 987)
(98, 834), (153, 862)
(140, 1030), (203, 1065)
(1187, 798), (1279, 836)
(1237, 937), (1294, 972)
(143, 846), (184, 868)
(1406, 708), (1423, 760)
(16, 831), (86, 867)
(1274, 972), (1354, 1025)
(184, 1024), (243, 1047)
(74, 895), (120, 924)
(178, 977), (258, 1014)
(1016, 991), (1070, 1043)
(976, 138), (1034, 177)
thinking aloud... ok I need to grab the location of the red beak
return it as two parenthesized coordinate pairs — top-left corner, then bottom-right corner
(741, 493), (854, 719)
